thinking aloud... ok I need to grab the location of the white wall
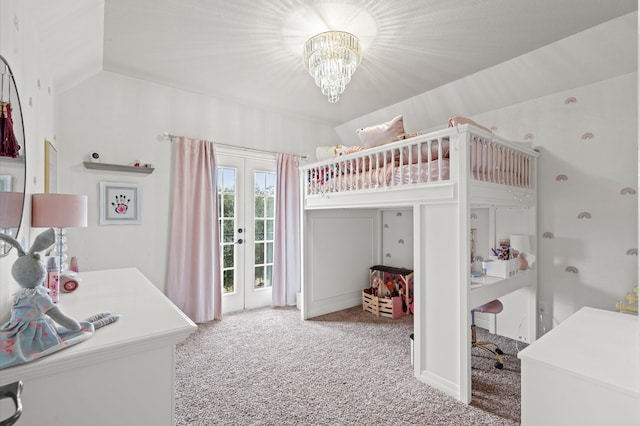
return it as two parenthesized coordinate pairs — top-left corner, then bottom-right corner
(473, 74), (638, 329)
(57, 71), (337, 292)
(381, 209), (413, 269)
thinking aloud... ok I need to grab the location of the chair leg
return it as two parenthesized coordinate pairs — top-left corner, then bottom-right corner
(0, 380), (23, 426)
(471, 324), (505, 369)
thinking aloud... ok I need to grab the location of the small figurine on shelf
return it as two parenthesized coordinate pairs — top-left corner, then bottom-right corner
(70, 256), (79, 272)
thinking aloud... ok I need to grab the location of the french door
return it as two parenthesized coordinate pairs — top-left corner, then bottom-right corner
(217, 151), (276, 314)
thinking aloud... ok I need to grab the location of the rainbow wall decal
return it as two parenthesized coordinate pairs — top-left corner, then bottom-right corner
(398, 239), (404, 244)
(627, 248), (638, 256)
(620, 187), (636, 195)
(581, 132), (594, 140)
(542, 232), (554, 239)
(524, 133), (534, 140)
(555, 174), (568, 181)
(565, 266), (579, 273)
(577, 212), (592, 219)
(564, 96), (577, 104)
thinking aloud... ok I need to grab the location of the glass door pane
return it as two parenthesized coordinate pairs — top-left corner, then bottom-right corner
(217, 153), (276, 313)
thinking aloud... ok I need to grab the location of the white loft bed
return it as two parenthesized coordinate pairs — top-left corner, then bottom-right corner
(299, 123), (539, 404)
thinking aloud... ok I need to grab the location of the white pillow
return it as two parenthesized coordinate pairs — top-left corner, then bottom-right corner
(315, 145), (351, 162)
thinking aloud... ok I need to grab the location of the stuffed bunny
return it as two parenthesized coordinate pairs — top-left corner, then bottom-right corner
(0, 228), (119, 369)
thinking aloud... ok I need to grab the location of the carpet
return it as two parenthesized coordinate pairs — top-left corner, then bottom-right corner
(175, 306), (524, 425)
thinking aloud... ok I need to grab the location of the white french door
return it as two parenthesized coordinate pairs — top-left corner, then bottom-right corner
(217, 151), (276, 314)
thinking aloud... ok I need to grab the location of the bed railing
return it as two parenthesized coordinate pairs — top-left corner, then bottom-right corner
(301, 125), (537, 198)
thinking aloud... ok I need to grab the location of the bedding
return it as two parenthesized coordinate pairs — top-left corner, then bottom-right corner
(307, 159), (450, 194)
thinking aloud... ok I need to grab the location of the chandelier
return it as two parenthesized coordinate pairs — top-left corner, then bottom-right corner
(303, 31), (362, 103)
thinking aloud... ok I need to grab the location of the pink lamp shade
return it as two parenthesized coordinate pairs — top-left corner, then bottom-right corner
(0, 191), (24, 228)
(32, 194), (88, 228)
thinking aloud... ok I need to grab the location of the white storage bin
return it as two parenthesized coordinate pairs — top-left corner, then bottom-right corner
(482, 258), (519, 278)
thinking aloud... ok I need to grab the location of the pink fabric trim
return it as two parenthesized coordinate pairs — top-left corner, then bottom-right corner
(166, 138), (221, 322)
(272, 154), (301, 307)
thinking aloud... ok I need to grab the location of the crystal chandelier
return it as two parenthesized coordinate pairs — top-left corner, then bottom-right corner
(303, 31), (362, 103)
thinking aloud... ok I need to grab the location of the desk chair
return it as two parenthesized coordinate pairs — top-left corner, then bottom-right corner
(471, 299), (505, 369)
(0, 381), (23, 426)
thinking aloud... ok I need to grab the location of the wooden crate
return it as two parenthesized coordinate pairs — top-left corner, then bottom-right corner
(362, 288), (405, 319)
(365, 265), (414, 317)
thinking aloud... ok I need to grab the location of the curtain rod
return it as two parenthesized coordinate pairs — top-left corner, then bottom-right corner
(162, 132), (308, 159)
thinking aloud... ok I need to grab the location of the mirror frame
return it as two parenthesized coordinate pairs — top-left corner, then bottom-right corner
(0, 54), (27, 257)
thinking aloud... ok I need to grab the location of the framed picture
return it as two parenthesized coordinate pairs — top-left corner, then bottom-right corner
(0, 175), (12, 192)
(44, 140), (57, 193)
(99, 181), (142, 225)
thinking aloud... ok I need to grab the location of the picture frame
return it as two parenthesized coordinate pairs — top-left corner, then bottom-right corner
(0, 175), (12, 192)
(44, 140), (57, 193)
(99, 181), (142, 225)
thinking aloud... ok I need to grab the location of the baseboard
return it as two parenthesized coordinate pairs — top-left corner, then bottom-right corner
(304, 293), (362, 319)
(419, 370), (465, 404)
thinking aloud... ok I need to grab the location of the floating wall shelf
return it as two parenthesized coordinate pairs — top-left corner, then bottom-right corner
(83, 161), (154, 174)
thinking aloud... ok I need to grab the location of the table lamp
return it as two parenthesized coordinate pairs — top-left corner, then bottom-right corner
(509, 234), (531, 270)
(32, 193), (88, 272)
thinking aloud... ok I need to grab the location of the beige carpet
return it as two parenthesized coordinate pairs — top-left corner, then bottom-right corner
(175, 306), (524, 425)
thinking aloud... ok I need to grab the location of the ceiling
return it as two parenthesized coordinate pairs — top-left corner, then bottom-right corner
(31, 0), (637, 125)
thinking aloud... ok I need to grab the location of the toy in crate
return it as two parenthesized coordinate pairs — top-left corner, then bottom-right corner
(362, 265), (414, 319)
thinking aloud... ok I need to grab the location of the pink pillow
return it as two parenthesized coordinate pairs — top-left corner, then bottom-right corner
(356, 115), (405, 148)
(447, 115), (492, 134)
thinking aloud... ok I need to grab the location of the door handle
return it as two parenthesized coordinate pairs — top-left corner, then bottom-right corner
(237, 228), (244, 233)
(236, 238), (244, 245)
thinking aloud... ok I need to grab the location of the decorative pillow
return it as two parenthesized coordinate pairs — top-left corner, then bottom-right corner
(447, 115), (493, 134)
(356, 115), (405, 148)
(315, 145), (351, 162)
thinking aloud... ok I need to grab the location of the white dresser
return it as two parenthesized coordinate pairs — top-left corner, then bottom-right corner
(518, 307), (639, 426)
(0, 268), (197, 426)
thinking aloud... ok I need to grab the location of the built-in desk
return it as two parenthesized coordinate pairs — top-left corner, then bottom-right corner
(518, 307), (639, 425)
(470, 269), (534, 309)
(0, 268), (197, 426)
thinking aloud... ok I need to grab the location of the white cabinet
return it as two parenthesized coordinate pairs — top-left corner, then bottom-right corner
(518, 307), (639, 426)
(0, 268), (196, 426)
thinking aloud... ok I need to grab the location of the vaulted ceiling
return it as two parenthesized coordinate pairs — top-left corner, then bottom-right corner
(31, 0), (637, 124)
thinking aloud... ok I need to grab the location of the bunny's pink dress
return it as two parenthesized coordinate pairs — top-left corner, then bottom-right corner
(0, 286), (95, 369)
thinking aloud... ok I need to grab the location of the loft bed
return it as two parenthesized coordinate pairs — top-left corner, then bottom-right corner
(301, 123), (536, 210)
(299, 122), (539, 404)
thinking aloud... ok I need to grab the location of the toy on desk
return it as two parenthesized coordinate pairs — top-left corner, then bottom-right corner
(60, 273), (80, 293)
(0, 228), (120, 369)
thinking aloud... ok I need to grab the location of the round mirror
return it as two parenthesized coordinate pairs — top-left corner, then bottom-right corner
(0, 55), (26, 257)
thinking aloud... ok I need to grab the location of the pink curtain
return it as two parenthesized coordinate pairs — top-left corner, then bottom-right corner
(272, 153), (301, 306)
(166, 138), (221, 322)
